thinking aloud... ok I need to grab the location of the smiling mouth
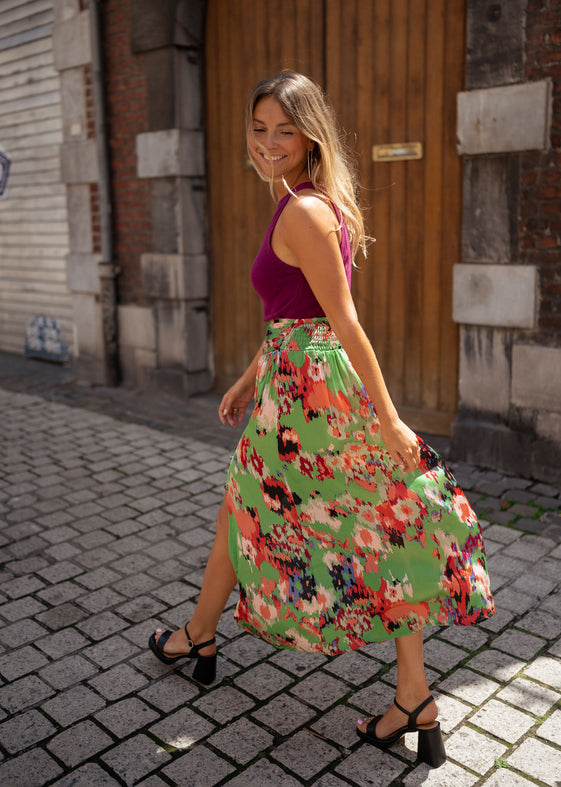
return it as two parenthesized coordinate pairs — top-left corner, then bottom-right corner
(260, 153), (287, 162)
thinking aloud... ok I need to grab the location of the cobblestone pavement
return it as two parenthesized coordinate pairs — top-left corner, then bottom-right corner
(0, 355), (560, 786)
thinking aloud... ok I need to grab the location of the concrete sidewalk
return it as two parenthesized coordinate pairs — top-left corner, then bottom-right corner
(0, 354), (560, 785)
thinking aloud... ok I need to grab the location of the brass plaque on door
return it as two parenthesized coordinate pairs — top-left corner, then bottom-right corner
(372, 142), (423, 162)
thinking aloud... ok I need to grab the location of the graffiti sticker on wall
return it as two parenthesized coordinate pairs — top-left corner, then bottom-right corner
(0, 150), (11, 197)
(25, 315), (71, 363)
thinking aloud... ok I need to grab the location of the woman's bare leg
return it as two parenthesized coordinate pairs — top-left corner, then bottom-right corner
(153, 496), (237, 657)
(357, 630), (438, 737)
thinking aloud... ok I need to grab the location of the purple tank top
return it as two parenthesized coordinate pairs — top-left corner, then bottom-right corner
(250, 182), (352, 320)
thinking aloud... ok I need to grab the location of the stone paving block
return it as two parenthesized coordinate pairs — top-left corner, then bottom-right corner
(0, 644), (48, 680)
(227, 758), (301, 786)
(42, 684), (106, 727)
(83, 634), (140, 668)
(423, 639), (467, 672)
(432, 691), (472, 734)
(208, 716), (274, 764)
(0, 708), (56, 754)
(349, 679), (396, 717)
(531, 482), (560, 497)
(162, 745), (235, 786)
(0, 747), (62, 786)
(469, 698), (535, 743)
(37, 580), (85, 606)
(95, 696), (160, 737)
(269, 648), (328, 675)
(479, 606), (515, 633)
(404, 760), (479, 786)
(139, 673), (199, 712)
(113, 571), (160, 598)
(40, 653), (99, 690)
(52, 762), (122, 786)
(289, 670), (350, 711)
(312, 774), (353, 787)
(74, 529), (116, 550)
(101, 733), (172, 782)
(234, 662), (294, 700)
(493, 628), (546, 660)
(524, 655), (561, 691)
(445, 725), (507, 774)
(438, 625), (490, 652)
(508, 737), (561, 786)
(88, 663), (149, 700)
(74, 566), (122, 590)
(335, 745), (406, 786)
(252, 693), (316, 735)
(45, 542), (82, 561)
(510, 572), (558, 600)
(481, 772), (537, 787)
(150, 705), (215, 749)
(77, 610), (128, 640)
(536, 708), (561, 745)
(77, 546), (119, 570)
(311, 702), (363, 748)
(497, 677), (560, 717)
(323, 649), (382, 685)
(192, 685), (254, 725)
(111, 552), (156, 575)
(36, 601), (87, 630)
(466, 648), (525, 683)
(0, 574), (45, 598)
(220, 633), (278, 667)
(272, 729), (340, 781)
(150, 580), (198, 606)
(0, 673), (54, 713)
(77, 587), (128, 614)
(0, 618), (48, 649)
(437, 668), (500, 705)
(517, 608), (561, 640)
(505, 534), (557, 562)
(116, 595), (166, 623)
(107, 534), (149, 557)
(483, 524), (523, 544)
(0, 595), (47, 621)
(37, 560), (84, 583)
(549, 637), (561, 658)
(491, 588), (537, 615)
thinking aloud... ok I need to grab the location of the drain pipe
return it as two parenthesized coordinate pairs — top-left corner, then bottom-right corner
(90, 0), (120, 386)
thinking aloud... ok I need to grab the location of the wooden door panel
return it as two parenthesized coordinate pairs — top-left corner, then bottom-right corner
(206, 0), (465, 434)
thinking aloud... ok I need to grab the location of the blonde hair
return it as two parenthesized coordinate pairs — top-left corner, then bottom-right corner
(246, 71), (368, 259)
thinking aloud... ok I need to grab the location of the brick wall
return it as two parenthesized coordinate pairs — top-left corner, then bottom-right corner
(102, 0), (152, 305)
(519, 0), (561, 345)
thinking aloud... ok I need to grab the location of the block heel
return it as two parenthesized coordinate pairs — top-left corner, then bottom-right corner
(417, 722), (446, 768)
(192, 653), (217, 685)
(357, 695), (446, 769)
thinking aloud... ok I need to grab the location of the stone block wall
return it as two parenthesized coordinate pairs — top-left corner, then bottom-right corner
(451, 0), (561, 484)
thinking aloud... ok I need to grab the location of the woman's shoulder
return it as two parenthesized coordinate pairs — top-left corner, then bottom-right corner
(282, 188), (338, 231)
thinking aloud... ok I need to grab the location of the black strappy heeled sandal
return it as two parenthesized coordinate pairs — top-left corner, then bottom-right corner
(356, 695), (446, 768)
(148, 623), (217, 685)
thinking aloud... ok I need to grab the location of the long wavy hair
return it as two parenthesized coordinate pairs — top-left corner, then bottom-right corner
(246, 71), (368, 259)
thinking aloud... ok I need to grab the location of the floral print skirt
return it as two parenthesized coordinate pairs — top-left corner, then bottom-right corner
(225, 318), (495, 655)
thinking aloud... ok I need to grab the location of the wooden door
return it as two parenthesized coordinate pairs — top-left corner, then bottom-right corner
(206, 0), (465, 435)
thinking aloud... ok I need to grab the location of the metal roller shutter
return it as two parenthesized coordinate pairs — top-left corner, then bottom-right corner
(0, 0), (72, 360)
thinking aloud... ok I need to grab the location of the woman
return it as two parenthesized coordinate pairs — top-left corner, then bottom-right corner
(149, 71), (494, 768)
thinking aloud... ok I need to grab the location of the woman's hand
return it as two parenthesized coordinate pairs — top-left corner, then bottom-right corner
(218, 376), (254, 427)
(380, 418), (421, 473)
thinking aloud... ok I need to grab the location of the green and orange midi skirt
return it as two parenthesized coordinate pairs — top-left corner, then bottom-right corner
(226, 318), (495, 655)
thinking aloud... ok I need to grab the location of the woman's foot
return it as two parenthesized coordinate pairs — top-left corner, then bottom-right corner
(357, 694), (438, 739)
(152, 625), (216, 659)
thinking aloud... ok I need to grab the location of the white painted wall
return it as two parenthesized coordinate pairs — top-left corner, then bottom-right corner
(0, 0), (72, 357)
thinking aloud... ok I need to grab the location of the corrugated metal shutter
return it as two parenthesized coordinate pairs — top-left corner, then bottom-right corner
(0, 0), (72, 358)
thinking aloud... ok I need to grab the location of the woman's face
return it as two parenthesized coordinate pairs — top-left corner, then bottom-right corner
(248, 96), (311, 184)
